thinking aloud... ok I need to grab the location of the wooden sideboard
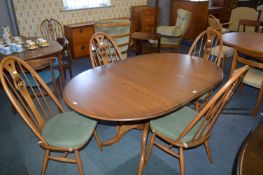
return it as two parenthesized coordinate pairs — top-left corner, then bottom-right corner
(170, 0), (208, 40)
(64, 22), (94, 59)
(131, 6), (159, 33)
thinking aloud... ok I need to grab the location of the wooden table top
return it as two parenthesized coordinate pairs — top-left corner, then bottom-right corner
(0, 37), (63, 61)
(234, 119), (263, 175)
(64, 53), (223, 121)
(223, 32), (263, 53)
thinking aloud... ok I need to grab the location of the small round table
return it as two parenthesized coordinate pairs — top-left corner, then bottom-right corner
(132, 32), (161, 55)
(223, 32), (263, 53)
(63, 53), (223, 175)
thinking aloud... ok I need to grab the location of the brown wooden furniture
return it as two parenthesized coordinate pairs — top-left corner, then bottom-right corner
(131, 6), (159, 33)
(89, 32), (124, 67)
(238, 19), (263, 32)
(41, 18), (73, 78)
(0, 37), (64, 83)
(131, 32), (161, 55)
(231, 45), (263, 116)
(223, 32), (263, 54)
(0, 56), (101, 175)
(234, 119), (263, 175)
(64, 22), (94, 59)
(170, 0), (208, 40)
(145, 65), (249, 175)
(63, 52), (223, 175)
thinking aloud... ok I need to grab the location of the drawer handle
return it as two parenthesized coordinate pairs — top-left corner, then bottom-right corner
(81, 45), (85, 50)
(79, 29), (83, 33)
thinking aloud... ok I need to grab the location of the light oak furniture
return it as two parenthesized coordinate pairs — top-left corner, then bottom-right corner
(234, 118), (263, 175)
(0, 56), (101, 175)
(145, 65), (249, 175)
(238, 19), (263, 32)
(0, 37), (65, 84)
(188, 28), (223, 111)
(63, 53), (223, 175)
(170, 0), (208, 40)
(64, 22), (94, 59)
(131, 32), (161, 55)
(231, 45), (263, 116)
(94, 19), (131, 59)
(89, 32), (124, 67)
(131, 6), (159, 33)
(40, 18), (73, 78)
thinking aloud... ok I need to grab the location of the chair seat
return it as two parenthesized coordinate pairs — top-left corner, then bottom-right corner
(42, 111), (97, 148)
(211, 45), (234, 58)
(150, 106), (199, 142)
(24, 70), (60, 87)
(157, 26), (181, 37)
(243, 68), (263, 88)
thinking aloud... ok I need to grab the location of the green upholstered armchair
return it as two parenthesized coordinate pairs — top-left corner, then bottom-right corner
(151, 8), (191, 52)
(94, 19), (131, 59)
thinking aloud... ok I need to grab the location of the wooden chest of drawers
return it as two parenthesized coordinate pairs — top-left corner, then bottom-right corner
(64, 22), (94, 59)
(131, 6), (159, 33)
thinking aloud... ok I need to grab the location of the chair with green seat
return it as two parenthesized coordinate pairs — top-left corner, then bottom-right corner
(0, 56), (101, 175)
(145, 65), (249, 175)
(150, 8), (191, 52)
(94, 19), (131, 59)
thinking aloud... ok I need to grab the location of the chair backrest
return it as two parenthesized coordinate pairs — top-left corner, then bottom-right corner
(229, 7), (259, 32)
(176, 65), (249, 147)
(208, 15), (223, 32)
(188, 28), (223, 66)
(231, 45), (263, 75)
(0, 56), (65, 145)
(94, 19), (131, 59)
(238, 19), (263, 32)
(89, 32), (124, 68)
(174, 8), (192, 38)
(40, 18), (64, 40)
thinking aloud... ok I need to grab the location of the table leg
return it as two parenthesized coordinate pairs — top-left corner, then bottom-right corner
(138, 122), (149, 175)
(101, 123), (145, 147)
(157, 38), (161, 53)
(57, 51), (65, 85)
(136, 40), (143, 55)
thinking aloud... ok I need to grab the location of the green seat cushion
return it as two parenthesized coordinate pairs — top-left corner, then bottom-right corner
(42, 111), (97, 148)
(150, 106), (200, 142)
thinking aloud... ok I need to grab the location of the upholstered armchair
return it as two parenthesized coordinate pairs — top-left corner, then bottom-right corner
(94, 19), (131, 59)
(151, 8), (191, 52)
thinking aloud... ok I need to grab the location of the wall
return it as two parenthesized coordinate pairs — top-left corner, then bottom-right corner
(13, 0), (147, 36)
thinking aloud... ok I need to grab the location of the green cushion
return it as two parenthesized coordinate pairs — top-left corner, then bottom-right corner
(150, 106), (200, 142)
(42, 111), (97, 148)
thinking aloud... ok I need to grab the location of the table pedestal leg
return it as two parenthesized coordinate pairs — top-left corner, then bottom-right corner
(138, 122), (149, 175)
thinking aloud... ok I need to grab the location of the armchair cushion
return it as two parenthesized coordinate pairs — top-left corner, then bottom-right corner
(243, 68), (263, 88)
(150, 106), (200, 142)
(42, 111), (97, 148)
(157, 26), (182, 37)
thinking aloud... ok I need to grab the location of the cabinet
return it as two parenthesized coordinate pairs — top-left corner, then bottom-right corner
(64, 22), (94, 59)
(131, 6), (159, 33)
(170, 0), (208, 40)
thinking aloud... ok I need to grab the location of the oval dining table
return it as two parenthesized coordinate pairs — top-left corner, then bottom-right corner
(63, 53), (223, 175)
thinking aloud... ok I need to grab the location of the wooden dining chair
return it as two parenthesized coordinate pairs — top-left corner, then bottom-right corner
(0, 56), (101, 175)
(40, 18), (73, 79)
(145, 65), (249, 175)
(188, 28), (223, 111)
(89, 32), (124, 68)
(208, 15), (232, 34)
(238, 19), (263, 32)
(230, 45), (263, 116)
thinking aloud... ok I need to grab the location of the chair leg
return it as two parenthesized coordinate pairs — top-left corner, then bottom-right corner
(74, 150), (84, 175)
(93, 130), (103, 151)
(204, 140), (213, 163)
(179, 147), (185, 175)
(41, 150), (50, 175)
(253, 86), (263, 116)
(145, 132), (156, 165)
(195, 101), (200, 111)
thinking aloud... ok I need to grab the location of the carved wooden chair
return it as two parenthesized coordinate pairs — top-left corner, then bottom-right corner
(188, 28), (223, 111)
(40, 18), (73, 78)
(208, 15), (232, 34)
(0, 56), (101, 175)
(145, 65), (249, 175)
(230, 46), (263, 116)
(89, 32), (124, 67)
(94, 19), (131, 59)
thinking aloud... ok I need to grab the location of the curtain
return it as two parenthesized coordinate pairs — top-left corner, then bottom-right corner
(63, 0), (111, 10)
